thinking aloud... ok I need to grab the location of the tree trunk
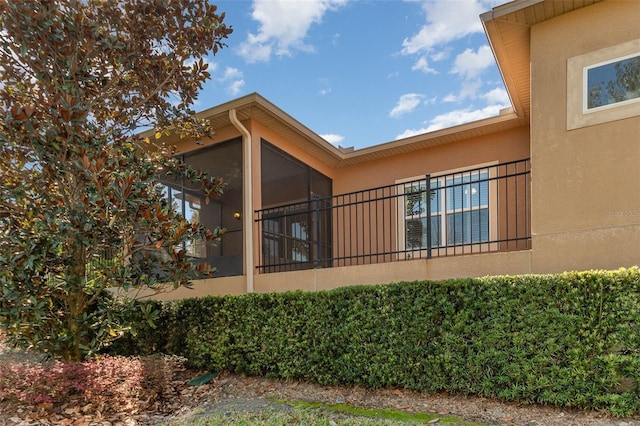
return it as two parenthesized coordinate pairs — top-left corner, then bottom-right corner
(64, 244), (88, 362)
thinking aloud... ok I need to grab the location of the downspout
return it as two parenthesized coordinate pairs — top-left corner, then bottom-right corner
(229, 109), (254, 293)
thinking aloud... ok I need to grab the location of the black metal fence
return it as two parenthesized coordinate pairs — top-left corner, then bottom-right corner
(256, 159), (531, 273)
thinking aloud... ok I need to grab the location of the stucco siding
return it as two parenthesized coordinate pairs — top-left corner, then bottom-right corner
(333, 126), (530, 194)
(530, 0), (640, 272)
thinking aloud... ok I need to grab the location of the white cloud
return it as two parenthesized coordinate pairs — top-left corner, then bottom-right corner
(401, 0), (490, 56)
(428, 104), (505, 130)
(401, 0), (502, 71)
(451, 45), (494, 80)
(442, 80), (483, 103)
(482, 87), (510, 105)
(318, 77), (332, 95)
(389, 93), (424, 118)
(459, 80), (483, 100)
(411, 56), (436, 74)
(430, 50), (449, 62)
(320, 133), (345, 146)
(239, 35), (273, 63)
(238, 0), (347, 63)
(395, 104), (507, 140)
(443, 93), (458, 103)
(217, 66), (245, 96)
(395, 127), (429, 140)
(424, 96), (438, 105)
(227, 80), (246, 96)
(221, 67), (243, 81)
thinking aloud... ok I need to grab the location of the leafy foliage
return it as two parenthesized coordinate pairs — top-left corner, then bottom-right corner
(118, 268), (640, 416)
(0, 354), (184, 415)
(0, 0), (232, 360)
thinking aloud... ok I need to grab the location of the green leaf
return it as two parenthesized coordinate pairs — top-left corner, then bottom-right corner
(187, 371), (217, 386)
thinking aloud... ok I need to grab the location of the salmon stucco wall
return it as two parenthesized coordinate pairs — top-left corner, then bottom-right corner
(333, 126), (530, 194)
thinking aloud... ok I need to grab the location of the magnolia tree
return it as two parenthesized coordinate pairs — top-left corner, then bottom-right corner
(0, 0), (232, 361)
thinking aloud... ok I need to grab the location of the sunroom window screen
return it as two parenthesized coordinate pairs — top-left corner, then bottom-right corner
(260, 140), (332, 270)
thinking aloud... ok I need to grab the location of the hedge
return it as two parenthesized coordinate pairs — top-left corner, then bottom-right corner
(110, 268), (640, 416)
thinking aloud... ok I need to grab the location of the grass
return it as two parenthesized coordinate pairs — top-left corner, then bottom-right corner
(163, 400), (487, 425)
(290, 401), (484, 424)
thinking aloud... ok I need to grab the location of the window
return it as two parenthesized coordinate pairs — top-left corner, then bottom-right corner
(567, 39), (640, 130)
(402, 168), (491, 252)
(585, 53), (640, 111)
(444, 172), (489, 245)
(404, 181), (441, 249)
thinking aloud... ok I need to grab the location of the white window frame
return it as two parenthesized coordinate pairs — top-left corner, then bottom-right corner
(567, 38), (640, 130)
(583, 52), (640, 114)
(397, 162), (498, 258)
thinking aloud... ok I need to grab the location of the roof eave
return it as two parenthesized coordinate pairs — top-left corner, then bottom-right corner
(337, 110), (526, 167)
(199, 93), (528, 167)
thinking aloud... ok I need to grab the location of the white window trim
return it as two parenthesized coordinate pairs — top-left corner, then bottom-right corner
(396, 161), (499, 259)
(567, 38), (640, 130)
(582, 52), (640, 114)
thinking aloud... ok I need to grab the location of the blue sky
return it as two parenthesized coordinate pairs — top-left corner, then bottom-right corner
(195, 0), (510, 149)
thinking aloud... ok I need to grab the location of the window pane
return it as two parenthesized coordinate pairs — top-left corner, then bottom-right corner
(405, 218), (423, 249)
(404, 181), (441, 216)
(184, 139), (242, 231)
(446, 173), (488, 211)
(430, 182), (442, 214)
(430, 215), (441, 247)
(447, 208), (489, 245)
(405, 216), (440, 249)
(263, 219), (281, 259)
(290, 219), (310, 262)
(261, 142), (308, 206)
(587, 55), (640, 109)
(311, 169), (332, 198)
(403, 180), (442, 249)
(405, 184), (426, 216)
(183, 192), (205, 258)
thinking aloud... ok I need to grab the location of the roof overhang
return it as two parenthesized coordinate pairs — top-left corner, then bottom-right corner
(481, 0), (603, 121)
(188, 93), (527, 168)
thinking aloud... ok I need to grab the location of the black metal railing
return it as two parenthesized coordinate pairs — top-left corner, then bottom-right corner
(256, 159), (531, 273)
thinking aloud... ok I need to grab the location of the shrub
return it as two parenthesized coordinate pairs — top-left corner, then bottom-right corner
(116, 267), (640, 416)
(0, 355), (182, 415)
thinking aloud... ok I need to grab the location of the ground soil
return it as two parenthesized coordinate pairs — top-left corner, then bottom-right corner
(154, 372), (640, 426)
(1, 339), (639, 425)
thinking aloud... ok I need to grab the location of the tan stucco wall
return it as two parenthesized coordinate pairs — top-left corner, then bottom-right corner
(118, 275), (246, 301)
(253, 250), (533, 294)
(530, 0), (640, 273)
(125, 249), (532, 300)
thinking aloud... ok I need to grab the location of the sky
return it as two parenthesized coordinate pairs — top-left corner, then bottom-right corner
(195, 0), (511, 149)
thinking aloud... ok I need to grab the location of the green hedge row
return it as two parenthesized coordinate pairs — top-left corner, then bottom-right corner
(112, 268), (640, 415)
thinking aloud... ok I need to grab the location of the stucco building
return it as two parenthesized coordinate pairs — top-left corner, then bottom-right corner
(149, 0), (640, 299)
